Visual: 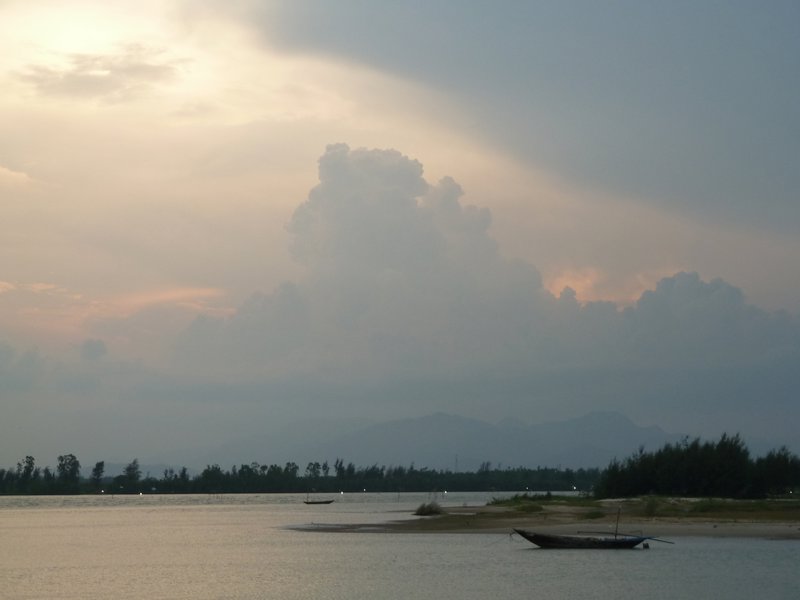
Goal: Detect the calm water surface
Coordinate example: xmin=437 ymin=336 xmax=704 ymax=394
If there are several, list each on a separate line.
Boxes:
xmin=1 ymin=494 xmax=798 ymax=599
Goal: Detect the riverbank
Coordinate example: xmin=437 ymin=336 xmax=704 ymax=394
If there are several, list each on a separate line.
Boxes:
xmin=391 ymin=507 xmax=800 ymax=539
xmin=301 ymin=496 xmax=800 ymax=539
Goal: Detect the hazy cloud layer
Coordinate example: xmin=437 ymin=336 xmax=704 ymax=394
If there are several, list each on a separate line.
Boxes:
xmin=19 ymin=45 xmax=181 ymax=102
xmin=232 ymin=1 xmax=800 ymax=235
xmin=0 ymin=343 xmax=43 ymax=393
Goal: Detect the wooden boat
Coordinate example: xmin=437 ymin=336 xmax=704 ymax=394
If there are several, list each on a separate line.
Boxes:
xmin=513 ymin=529 xmax=647 ymax=549
xmin=513 ymin=508 xmax=672 ymax=549
xmin=303 ymin=491 xmax=334 ymax=504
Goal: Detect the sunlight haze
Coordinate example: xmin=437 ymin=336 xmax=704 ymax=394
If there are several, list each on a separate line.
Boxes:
xmin=2 ymin=1 xmax=799 ymax=468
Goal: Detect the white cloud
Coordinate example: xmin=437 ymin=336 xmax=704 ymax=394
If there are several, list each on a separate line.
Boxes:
xmin=0 ymin=164 xmax=34 ymax=188
xmin=176 ymin=144 xmax=551 ymax=379
xmin=176 ymin=146 xmax=800 ymax=400
xmin=18 ymin=44 xmax=182 ymax=103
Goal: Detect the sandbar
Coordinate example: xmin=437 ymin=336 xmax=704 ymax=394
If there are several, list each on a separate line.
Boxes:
xmin=297 ymin=502 xmax=800 ymax=540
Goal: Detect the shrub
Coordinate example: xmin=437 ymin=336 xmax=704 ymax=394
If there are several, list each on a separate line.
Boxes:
xmin=414 ymin=501 xmax=443 ymax=516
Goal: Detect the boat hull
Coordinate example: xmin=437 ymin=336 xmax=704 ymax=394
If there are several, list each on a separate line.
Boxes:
xmin=514 ymin=529 xmax=646 ymax=549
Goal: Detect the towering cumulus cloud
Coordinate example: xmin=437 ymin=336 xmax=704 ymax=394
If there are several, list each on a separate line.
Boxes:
xmin=179 ymin=144 xmax=548 ymax=378
xmin=176 ymin=144 xmax=799 ymax=443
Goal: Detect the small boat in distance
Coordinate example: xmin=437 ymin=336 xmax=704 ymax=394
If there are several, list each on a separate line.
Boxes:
xmin=513 ymin=529 xmax=647 ymax=549
xmin=303 ymin=492 xmax=334 ymax=505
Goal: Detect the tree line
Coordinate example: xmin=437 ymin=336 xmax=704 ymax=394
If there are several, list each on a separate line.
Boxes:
xmin=0 ymin=455 xmax=597 ymax=495
xmin=593 ymin=433 xmax=800 ymax=498
xmin=3 ymin=434 xmax=797 ymax=497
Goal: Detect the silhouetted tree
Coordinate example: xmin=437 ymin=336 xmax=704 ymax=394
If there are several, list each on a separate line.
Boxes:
xmin=594 ymin=433 xmax=799 ymax=498
xmin=334 ymin=458 xmax=345 ymax=479
xmin=753 ymin=447 xmax=800 ymax=496
xmin=113 ymin=458 xmax=142 ymax=492
xmin=56 ymin=454 xmax=81 ymax=493
xmin=18 ymin=456 xmax=38 ymax=489
xmin=196 ymin=464 xmax=225 ymax=492
xmin=90 ymin=461 xmax=105 ymax=490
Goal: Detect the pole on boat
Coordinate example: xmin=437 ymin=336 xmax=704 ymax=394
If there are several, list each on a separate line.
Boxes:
xmin=645 ymin=536 xmax=675 ymax=544
xmin=614 ymin=506 xmax=621 ymax=539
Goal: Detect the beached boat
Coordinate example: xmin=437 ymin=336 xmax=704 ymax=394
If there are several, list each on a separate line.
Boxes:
xmin=514 ymin=507 xmax=673 ymax=549
xmin=513 ymin=529 xmax=647 ymax=549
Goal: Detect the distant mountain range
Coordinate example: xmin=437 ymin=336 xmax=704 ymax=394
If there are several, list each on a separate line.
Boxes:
xmin=193 ymin=411 xmax=687 ymax=472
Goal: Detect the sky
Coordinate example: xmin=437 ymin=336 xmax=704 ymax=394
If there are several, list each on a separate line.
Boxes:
xmin=2 ymin=0 xmax=799 ymax=468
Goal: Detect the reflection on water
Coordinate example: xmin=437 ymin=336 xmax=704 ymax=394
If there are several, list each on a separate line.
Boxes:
xmin=1 ymin=494 xmax=798 ymax=599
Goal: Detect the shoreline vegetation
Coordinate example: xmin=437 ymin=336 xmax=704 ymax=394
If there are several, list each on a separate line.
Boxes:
xmin=3 ymin=433 xmax=798 ymax=500
xmin=307 ymin=495 xmax=800 ymax=540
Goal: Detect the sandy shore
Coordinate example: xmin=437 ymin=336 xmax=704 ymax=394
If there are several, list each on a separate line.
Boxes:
xmin=298 ymin=503 xmax=800 ymax=540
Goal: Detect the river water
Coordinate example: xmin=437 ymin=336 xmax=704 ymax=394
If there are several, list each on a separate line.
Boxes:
xmin=1 ymin=493 xmax=798 ymax=599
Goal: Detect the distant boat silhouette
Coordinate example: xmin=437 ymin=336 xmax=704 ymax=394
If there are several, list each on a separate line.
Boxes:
xmin=303 ymin=492 xmax=334 ymax=505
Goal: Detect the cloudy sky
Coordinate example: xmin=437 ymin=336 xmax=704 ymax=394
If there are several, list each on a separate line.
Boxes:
xmin=2 ymin=1 xmax=799 ymax=468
